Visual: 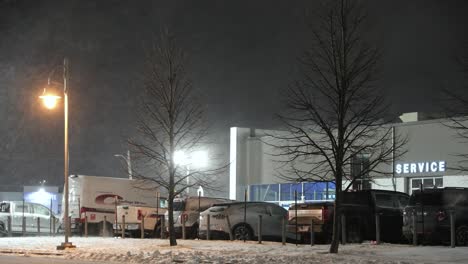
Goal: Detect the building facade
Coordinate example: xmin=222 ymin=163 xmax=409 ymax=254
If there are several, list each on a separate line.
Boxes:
xmin=229 ymin=113 xmax=468 ymax=208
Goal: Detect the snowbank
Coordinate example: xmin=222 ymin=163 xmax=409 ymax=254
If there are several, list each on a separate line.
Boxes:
xmin=0 ymin=236 xmax=466 ymax=263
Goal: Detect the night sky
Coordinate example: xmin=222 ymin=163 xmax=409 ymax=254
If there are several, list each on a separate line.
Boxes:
xmin=0 ymin=0 xmax=467 ymax=193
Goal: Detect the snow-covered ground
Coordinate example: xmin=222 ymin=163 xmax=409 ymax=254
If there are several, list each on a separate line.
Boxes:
xmin=0 ymin=236 xmax=466 ymax=263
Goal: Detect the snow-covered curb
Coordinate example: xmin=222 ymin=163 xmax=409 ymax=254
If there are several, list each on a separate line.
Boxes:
xmin=0 ymin=237 xmax=466 ymax=263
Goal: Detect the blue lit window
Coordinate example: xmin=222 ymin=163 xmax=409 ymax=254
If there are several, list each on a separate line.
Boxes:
xmin=280 ymin=183 xmax=302 ymax=201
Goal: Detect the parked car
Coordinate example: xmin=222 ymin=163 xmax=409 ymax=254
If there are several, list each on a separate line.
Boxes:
xmin=165 ymin=196 xmax=232 ymax=238
xmin=199 ymin=201 xmax=293 ymax=241
xmin=0 ymin=201 xmax=59 ymax=236
xmin=402 ymin=187 xmax=468 ymax=245
xmin=288 ymin=189 xmax=409 ymax=243
xmin=287 ymin=201 xmax=334 ymax=243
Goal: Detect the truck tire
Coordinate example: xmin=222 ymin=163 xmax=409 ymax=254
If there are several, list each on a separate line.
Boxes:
xmin=0 ymin=221 xmax=6 ymax=237
xmin=152 ymin=224 xmax=161 ymax=238
xmin=456 ymin=225 xmax=468 ymax=246
xmin=190 ymin=223 xmax=199 ymax=239
xmin=347 ymin=222 xmax=362 ymax=243
xmin=233 ymin=223 xmax=253 ymax=241
xmin=130 ymin=230 xmax=141 ymax=238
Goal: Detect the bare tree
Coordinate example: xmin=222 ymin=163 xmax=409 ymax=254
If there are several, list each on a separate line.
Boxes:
xmin=272 ymin=0 xmax=405 ymax=253
xmin=128 ymin=31 xmax=220 ymax=246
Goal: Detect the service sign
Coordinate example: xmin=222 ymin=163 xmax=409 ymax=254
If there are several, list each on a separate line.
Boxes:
xmin=395 ymin=161 xmax=446 ymax=174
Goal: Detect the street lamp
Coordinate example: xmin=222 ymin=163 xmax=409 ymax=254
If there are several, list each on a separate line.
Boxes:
xmin=174 ymin=150 xmax=208 ymax=195
xmin=114 ymin=150 xmax=133 ymax=179
xmin=39 ymin=57 xmax=75 ymax=250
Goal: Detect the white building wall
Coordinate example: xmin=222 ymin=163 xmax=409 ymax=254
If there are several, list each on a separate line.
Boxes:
xmin=246 ymin=137 xmax=263 ymax=184
xmin=229 ymin=127 xmax=237 ymax=200
xmin=230 ymin=116 xmax=468 ymax=200
xmin=372 ymin=178 xmax=406 ymax=193
xmin=443 ymin=175 xmax=468 ymax=188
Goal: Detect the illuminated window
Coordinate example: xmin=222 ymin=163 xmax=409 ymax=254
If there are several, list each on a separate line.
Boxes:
xmin=410 ymin=177 xmax=443 ymax=194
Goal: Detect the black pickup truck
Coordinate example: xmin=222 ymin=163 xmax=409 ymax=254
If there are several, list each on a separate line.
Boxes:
xmin=402 ymin=187 xmax=468 ymax=245
xmin=288 ymin=189 xmax=409 ymax=243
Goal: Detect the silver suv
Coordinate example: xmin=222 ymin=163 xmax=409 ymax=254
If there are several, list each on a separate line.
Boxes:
xmin=199 ymin=202 xmax=290 ymax=241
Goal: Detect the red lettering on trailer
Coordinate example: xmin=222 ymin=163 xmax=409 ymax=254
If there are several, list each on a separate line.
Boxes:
xmin=91 ymin=214 xmax=96 ymax=220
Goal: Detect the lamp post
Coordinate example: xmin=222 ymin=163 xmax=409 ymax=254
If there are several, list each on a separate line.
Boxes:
xmin=114 ymin=150 xmax=133 ymax=179
xmin=39 ymin=57 xmax=75 ymax=250
xmin=174 ymin=150 xmax=208 ymax=195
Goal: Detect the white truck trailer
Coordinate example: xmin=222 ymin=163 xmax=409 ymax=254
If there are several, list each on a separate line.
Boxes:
xmin=64 ymin=175 xmax=161 ymax=236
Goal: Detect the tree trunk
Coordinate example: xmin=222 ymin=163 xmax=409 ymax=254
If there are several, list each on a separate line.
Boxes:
xmin=168 ymin=191 xmax=177 ymax=246
xmin=330 ymin=172 xmax=342 ymax=253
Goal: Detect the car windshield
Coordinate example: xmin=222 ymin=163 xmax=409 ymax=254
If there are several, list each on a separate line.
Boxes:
xmin=398 ymin=195 xmax=409 ymax=208
xmin=172 ymin=201 xmax=185 ymax=211
xmin=374 ymin=194 xmax=395 ymax=208
xmin=342 ymin=192 xmax=367 ymax=205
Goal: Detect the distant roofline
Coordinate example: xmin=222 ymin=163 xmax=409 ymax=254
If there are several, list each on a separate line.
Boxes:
xmin=389 ymin=115 xmax=468 ymax=128
xmin=231 ymin=114 xmax=468 ymax=131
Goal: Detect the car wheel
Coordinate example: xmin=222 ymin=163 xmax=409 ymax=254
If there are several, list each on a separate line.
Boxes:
xmin=190 ymin=224 xmax=199 ymax=239
xmin=0 ymin=221 xmax=6 ymax=237
xmin=152 ymin=224 xmax=161 ymax=238
xmin=456 ymin=225 xmax=468 ymax=246
xmin=233 ymin=224 xmax=252 ymax=241
xmin=347 ymin=222 xmax=362 ymax=243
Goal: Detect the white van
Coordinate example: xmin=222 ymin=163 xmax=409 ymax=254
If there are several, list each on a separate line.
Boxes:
xmin=65 ymin=175 xmax=160 ymax=236
xmin=165 ymin=196 xmax=232 ymax=238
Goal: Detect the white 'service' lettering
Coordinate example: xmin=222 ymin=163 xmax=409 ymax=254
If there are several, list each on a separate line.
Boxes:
xmin=395 ymin=161 xmax=446 ymax=174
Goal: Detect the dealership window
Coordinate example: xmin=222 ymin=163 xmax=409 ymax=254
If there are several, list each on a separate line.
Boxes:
xmin=250 ymin=184 xmax=280 ymax=202
xmin=351 ymin=153 xmax=371 ymax=190
xmin=249 ymin=181 xmax=336 ymax=203
xmin=280 ymin=183 xmax=302 ymax=201
xmin=303 ymin=181 xmax=335 ymax=200
xmin=410 ymin=177 xmax=443 ymax=194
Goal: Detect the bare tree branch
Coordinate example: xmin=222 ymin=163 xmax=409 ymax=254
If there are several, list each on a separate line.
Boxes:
xmin=269 ymin=0 xmax=406 ymax=254
xmin=441 ymin=45 xmax=468 ymax=172
xmin=128 ymin=30 xmax=224 ymax=246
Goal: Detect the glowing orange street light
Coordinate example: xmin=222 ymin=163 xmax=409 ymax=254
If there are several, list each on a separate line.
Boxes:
xmin=39 ymin=58 xmax=75 ymax=250
xmin=39 ymin=90 xmax=61 ymax=109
